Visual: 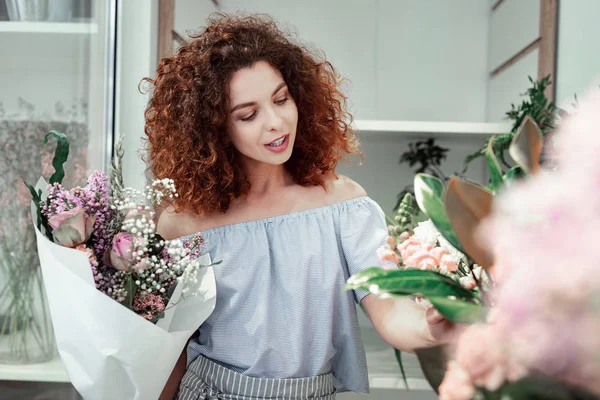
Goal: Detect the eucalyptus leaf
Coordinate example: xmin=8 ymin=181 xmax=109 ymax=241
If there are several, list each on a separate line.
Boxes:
xmin=509 ymin=116 xmax=543 ymax=174
xmin=413 ymin=173 xmax=464 ymax=254
xmin=43 ymin=130 xmax=70 ymax=185
xmin=427 ymin=296 xmax=488 ymax=324
xmin=444 ymin=178 xmax=494 ymax=269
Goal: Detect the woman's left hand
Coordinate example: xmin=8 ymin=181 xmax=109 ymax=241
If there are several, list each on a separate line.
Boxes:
xmin=425 ymin=307 xmax=464 ymax=348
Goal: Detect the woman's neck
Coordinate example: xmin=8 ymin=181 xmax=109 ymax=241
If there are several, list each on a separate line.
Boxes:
xmin=244 ymin=163 xmax=294 ymax=199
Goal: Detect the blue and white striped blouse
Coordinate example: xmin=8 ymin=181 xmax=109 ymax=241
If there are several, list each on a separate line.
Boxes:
xmin=184 ymin=197 xmax=391 ymax=394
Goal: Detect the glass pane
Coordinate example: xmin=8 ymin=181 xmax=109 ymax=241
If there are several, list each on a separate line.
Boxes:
xmin=0 ymin=0 xmax=114 ymax=380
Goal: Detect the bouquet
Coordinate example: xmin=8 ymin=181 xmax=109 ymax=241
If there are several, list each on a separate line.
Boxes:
xmin=347 ymin=83 xmax=600 ymax=398
xmin=26 ymin=132 xmax=218 ymax=400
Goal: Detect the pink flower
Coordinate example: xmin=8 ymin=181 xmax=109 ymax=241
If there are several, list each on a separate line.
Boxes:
xmin=397 ymin=237 xmax=422 ymax=258
xmin=405 ymin=248 xmax=437 ymax=269
xmin=440 ymin=254 xmax=459 ymax=273
xmin=454 ymin=324 xmax=527 ymax=391
xmin=376 ymin=245 xmax=400 ymax=265
xmin=108 ymin=232 xmax=134 ymax=272
xmin=48 ymin=206 xmax=96 ymax=247
xmin=385 ymin=235 xmax=397 ymax=248
xmin=107 ymin=232 xmax=150 ymax=272
xmin=439 ymin=361 xmax=476 ymax=400
xmin=429 ymin=247 xmax=448 ymax=264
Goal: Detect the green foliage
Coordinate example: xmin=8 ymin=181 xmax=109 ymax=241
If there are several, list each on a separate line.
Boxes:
xmin=463 ymin=75 xmax=557 ymax=174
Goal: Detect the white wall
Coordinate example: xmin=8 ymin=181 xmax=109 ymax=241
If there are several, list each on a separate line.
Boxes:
xmin=174 ymin=0 xmax=489 ymax=122
xmin=555 ymin=0 xmax=600 ymax=108
xmin=485 ymin=0 xmax=540 ymax=121
xmin=172 ymin=0 xmax=490 ymax=216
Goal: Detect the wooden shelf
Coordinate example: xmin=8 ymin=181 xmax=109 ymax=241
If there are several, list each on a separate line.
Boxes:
xmin=0 ymin=356 xmax=69 ymax=383
xmin=354 ymin=120 xmax=512 ymax=138
xmin=0 ymin=21 xmax=98 ymax=34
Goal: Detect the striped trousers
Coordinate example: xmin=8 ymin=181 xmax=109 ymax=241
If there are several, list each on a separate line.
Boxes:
xmin=176 ymin=355 xmax=337 ymax=400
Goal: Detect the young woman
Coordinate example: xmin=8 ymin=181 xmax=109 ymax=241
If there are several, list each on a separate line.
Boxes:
xmin=144 ymin=13 xmax=457 ymax=400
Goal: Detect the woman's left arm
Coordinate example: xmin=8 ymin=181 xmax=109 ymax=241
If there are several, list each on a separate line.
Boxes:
xmin=361 ymin=294 xmax=460 ymax=353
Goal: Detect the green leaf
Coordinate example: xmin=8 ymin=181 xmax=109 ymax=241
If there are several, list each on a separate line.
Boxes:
xmin=504 ymin=166 xmax=525 ymax=182
xmin=346 ymin=268 xmax=474 ymax=300
xmin=43 ymin=130 xmax=70 ymax=185
xmin=394 ymin=349 xmax=410 ymax=390
xmin=428 ymin=296 xmax=488 ymax=324
xmin=462 ymin=147 xmax=485 ymax=173
xmin=413 ymin=173 xmax=465 ymax=254
xmin=484 ymin=137 xmax=504 ymax=192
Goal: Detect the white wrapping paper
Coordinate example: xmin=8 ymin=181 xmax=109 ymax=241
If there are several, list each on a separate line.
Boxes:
xmin=32 ymin=179 xmax=216 ymax=400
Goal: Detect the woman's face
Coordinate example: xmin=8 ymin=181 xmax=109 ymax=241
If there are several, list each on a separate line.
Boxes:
xmin=227 ymin=61 xmax=298 ymax=170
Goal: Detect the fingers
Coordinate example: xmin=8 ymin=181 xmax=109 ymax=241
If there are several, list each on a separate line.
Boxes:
xmin=425 ymin=306 xmax=445 ymax=325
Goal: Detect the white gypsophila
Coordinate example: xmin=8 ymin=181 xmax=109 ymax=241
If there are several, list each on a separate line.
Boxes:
xmin=413 ymin=220 xmax=439 ymax=247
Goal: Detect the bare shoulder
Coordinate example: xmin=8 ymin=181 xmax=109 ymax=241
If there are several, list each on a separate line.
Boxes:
xmin=156 ymin=205 xmax=185 ymax=240
xmin=324 ymin=173 xmax=368 ymax=204
xmin=156 ymin=205 xmax=216 ymax=240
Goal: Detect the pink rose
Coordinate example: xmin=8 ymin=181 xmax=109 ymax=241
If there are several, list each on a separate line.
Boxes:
xmin=439 ymin=361 xmax=476 ymax=400
xmin=48 ymin=207 xmax=96 ymax=247
xmin=108 ymin=232 xmax=135 ymax=271
xmin=108 ymin=232 xmax=151 ymax=272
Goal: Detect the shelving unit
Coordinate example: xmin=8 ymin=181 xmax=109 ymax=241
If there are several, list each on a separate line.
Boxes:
xmin=0 ymin=21 xmax=98 ymax=34
xmin=354 ymin=119 xmax=512 ymax=138
xmin=0 ymin=356 xmax=69 ymax=383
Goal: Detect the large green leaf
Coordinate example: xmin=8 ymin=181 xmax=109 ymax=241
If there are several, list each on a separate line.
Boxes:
xmin=413 ymin=174 xmax=464 ymax=254
xmin=484 ymin=136 xmax=504 ymax=193
xmin=427 ymin=296 xmax=488 ymax=324
xmin=43 ymin=130 xmax=70 ymax=185
xmin=346 ymin=268 xmax=474 ymax=300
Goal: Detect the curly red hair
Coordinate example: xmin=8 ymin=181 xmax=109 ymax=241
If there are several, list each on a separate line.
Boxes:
xmin=143 ymin=13 xmax=361 ymax=215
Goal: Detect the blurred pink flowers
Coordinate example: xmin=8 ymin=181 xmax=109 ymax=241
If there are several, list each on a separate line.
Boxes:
xmin=441 ymin=88 xmax=600 ymax=397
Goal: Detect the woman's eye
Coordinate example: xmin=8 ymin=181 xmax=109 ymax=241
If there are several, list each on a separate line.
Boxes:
xmin=275 ymin=97 xmax=288 ymax=105
xmin=240 ymin=112 xmax=257 ymax=122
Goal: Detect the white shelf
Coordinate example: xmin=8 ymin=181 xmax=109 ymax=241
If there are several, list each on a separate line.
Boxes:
xmin=0 ymin=356 xmax=69 ymax=383
xmin=354 ymin=119 xmax=512 ymax=137
xmin=0 ymin=21 xmax=98 ymax=34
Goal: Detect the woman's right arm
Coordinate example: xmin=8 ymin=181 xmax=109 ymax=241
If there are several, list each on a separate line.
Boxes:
xmin=158 ymin=338 xmax=191 ymax=400
xmin=157 ymin=206 xmax=188 ymax=400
